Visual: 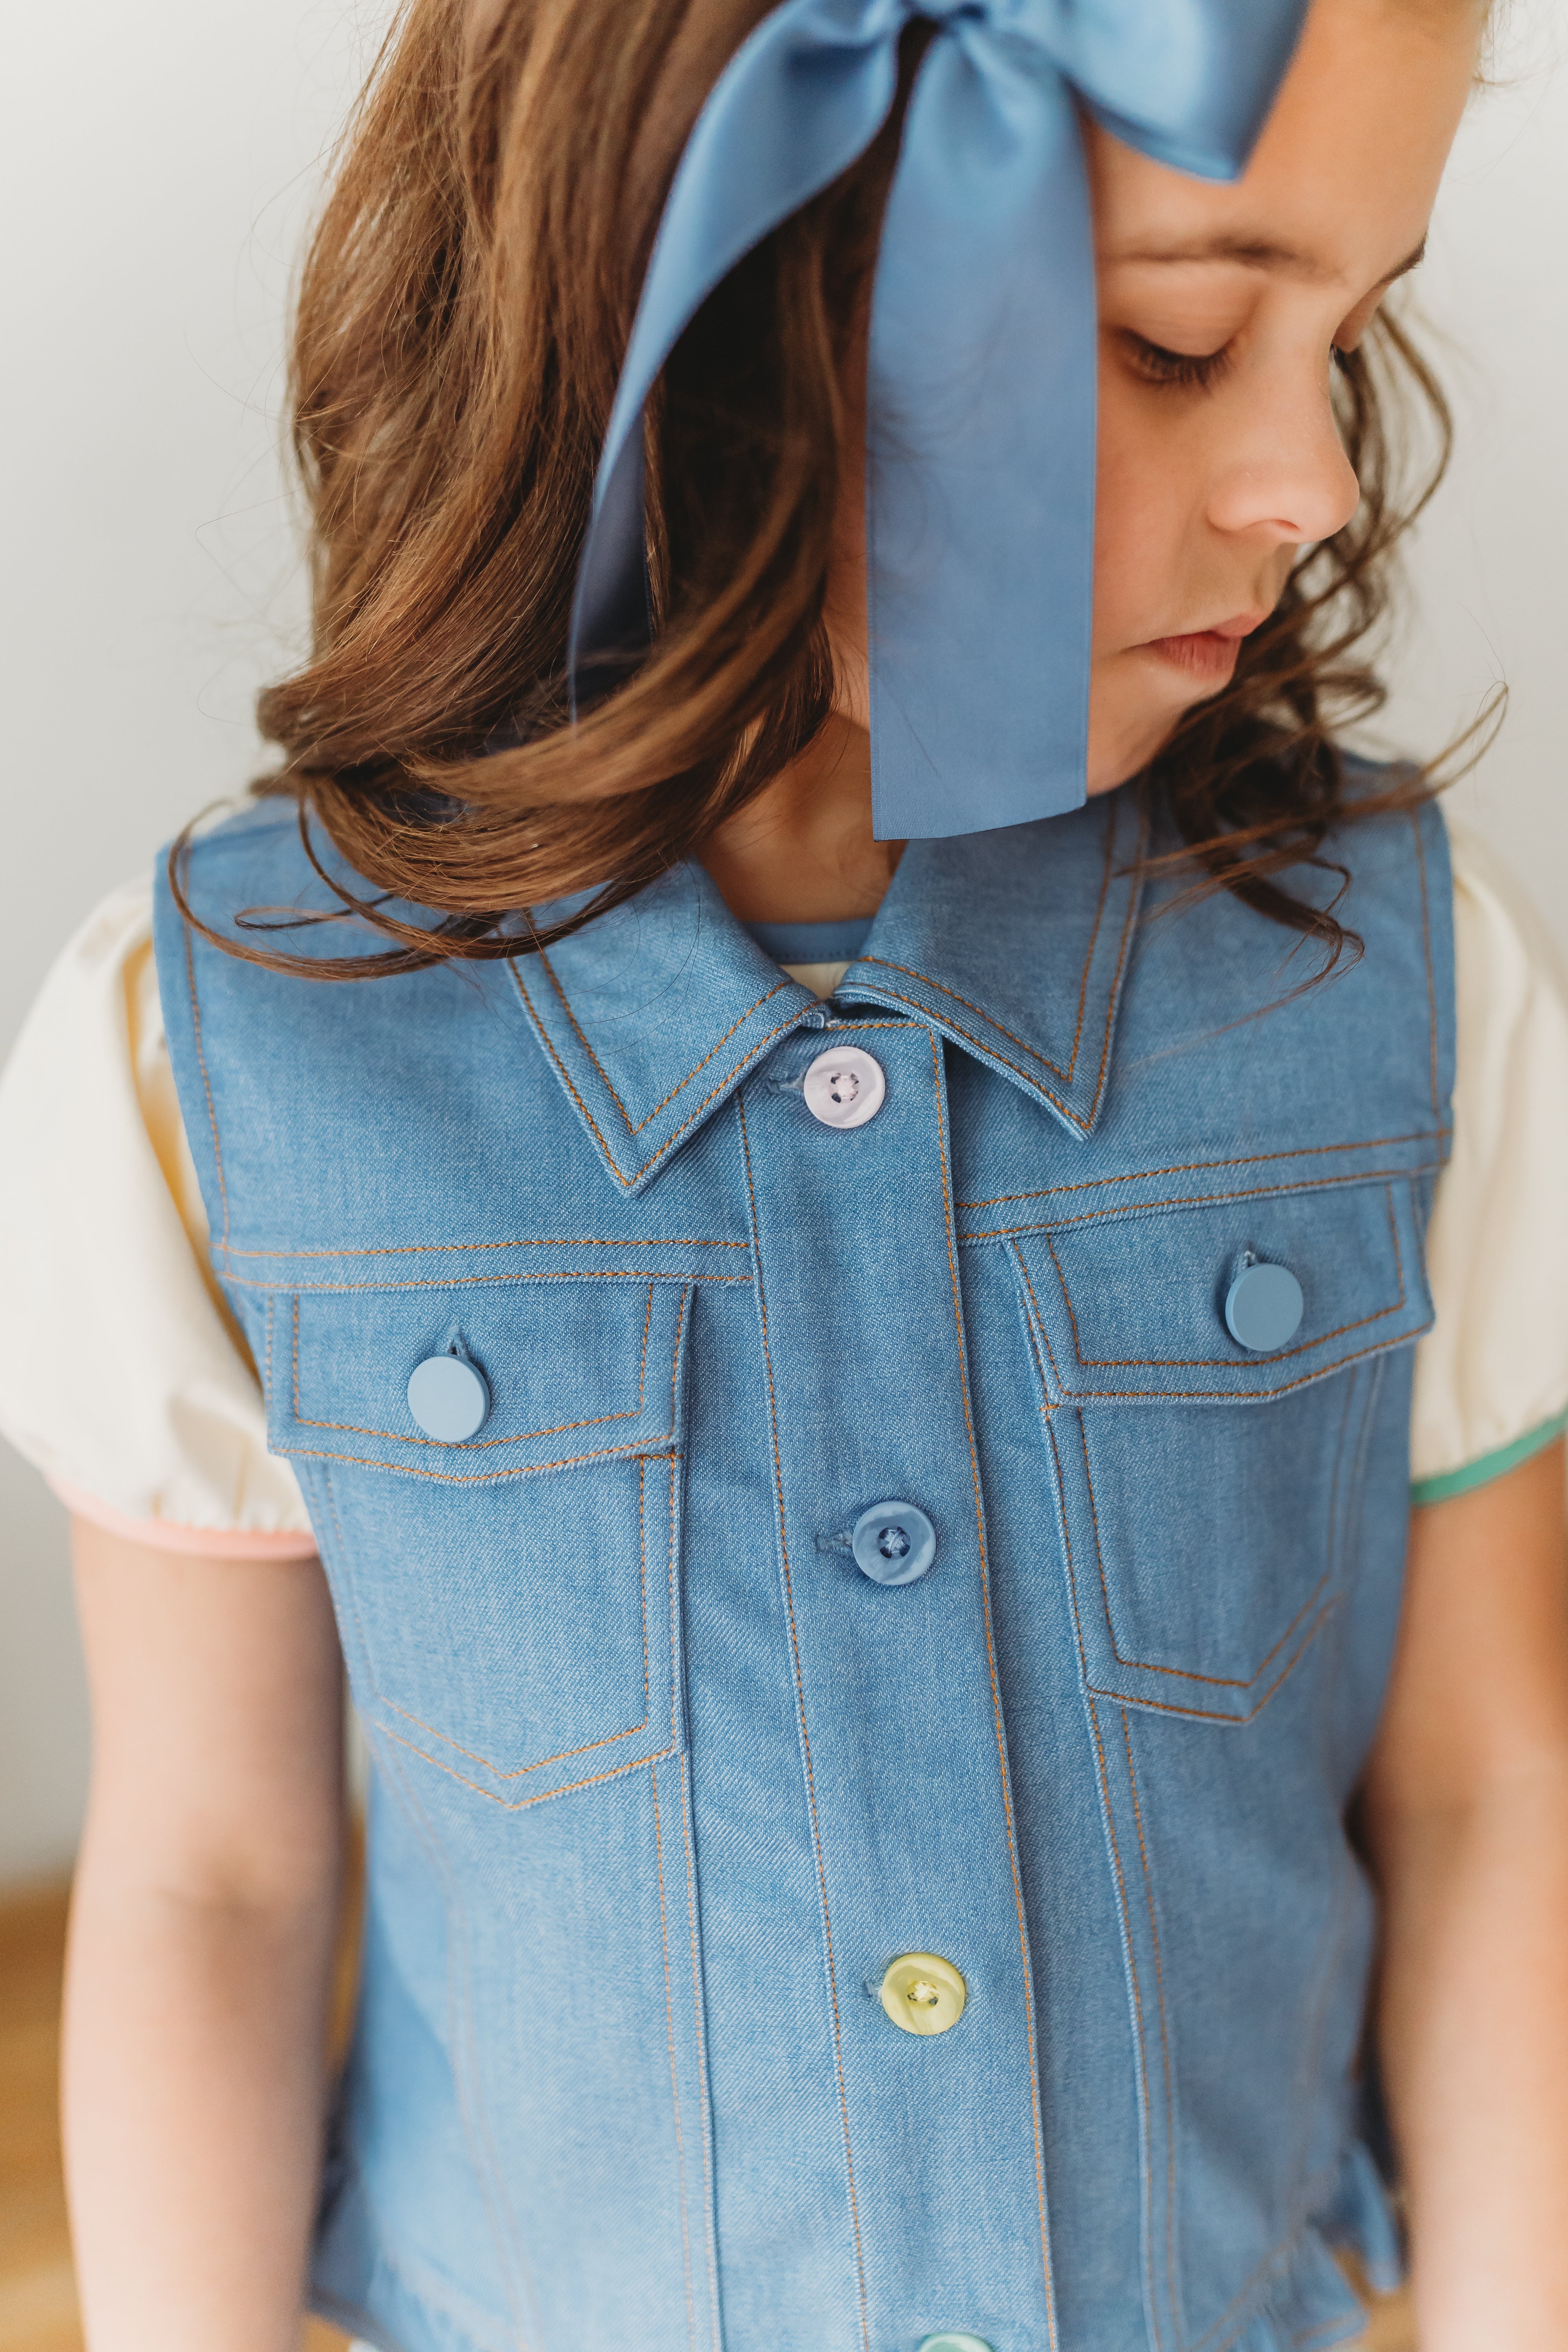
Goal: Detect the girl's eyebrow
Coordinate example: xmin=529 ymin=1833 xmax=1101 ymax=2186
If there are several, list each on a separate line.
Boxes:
xmin=1114 ymin=234 xmax=1428 ymax=290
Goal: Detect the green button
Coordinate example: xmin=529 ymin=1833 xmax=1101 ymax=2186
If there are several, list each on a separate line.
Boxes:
xmin=917 ymin=2337 xmax=994 ymax=2352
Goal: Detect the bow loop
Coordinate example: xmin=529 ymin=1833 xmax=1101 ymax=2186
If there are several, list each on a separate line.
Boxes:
xmin=567 ymin=0 xmax=1308 ymax=838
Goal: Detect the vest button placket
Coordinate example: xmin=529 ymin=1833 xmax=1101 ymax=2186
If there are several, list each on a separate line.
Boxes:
xmin=741 ymin=1019 xmax=1053 ymax=2345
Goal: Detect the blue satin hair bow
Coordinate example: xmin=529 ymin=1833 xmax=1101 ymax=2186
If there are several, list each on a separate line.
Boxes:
xmin=570 ymin=0 xmax=1309 ymax=840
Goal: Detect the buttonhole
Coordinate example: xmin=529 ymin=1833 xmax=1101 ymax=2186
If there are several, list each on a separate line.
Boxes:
xmin=815 ymin=1530 xmax=856 ymax=1557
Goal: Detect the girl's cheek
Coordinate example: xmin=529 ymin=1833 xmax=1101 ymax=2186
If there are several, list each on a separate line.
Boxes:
xmin=1093 ymin=383 xmax=1192 ymax=635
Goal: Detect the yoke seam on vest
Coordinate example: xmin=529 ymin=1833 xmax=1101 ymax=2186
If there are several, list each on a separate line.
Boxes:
xmin=229 ymin=1269 xmax=747 ymax=1292
xmin=224 ymin=1235 xmax=750 ymax=1260
xmin=964 ymin=1162 xmax=1444 ymax=1243
xmin=959 ymin=1126 xmax=1449 ymax=1210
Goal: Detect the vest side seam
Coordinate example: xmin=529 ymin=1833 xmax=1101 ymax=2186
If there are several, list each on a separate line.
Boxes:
xmin=181 ymin=911 xmax=231 ymax=1255
xmin=1412 ymin=808 xmax=1442 ymax=1127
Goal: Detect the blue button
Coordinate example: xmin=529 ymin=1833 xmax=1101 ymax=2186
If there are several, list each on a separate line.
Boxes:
xmin=918 ymin=2336 xmax=994 ymax=2352
xmin=851 ymin=1501 xmax=937 ymax=1586
xmin=1224 ymin=1261 xmax=1304 ymax=1353
xmin=407 ymin=1353 xmax=490 ymax=1442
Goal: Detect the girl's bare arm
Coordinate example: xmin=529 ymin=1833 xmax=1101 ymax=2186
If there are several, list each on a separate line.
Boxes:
xmin=64 ymin=1518 xmax=345 ymax=2352
xmin=1363 ymin=1438 xmax=1568 ymax=2349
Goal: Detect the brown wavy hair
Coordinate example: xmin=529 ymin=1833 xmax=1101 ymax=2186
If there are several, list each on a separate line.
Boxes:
xmin=182 ymin=0 xmax=1482 ymax=978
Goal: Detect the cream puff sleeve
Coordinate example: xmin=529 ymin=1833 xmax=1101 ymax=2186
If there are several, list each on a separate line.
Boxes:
xmin=1410 ymin=820 xmax=1568 ymax=1501
xmin=0 ymin=875 xmax=316 ymax=1556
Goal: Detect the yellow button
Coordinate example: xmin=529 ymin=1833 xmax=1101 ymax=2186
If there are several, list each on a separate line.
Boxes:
xmin=878 ymin=1951 xmax=966 ymax=2036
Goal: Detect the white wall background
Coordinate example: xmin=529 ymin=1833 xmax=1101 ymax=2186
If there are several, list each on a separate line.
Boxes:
xmin=1 ymin=3 xmax=1564 ymax=1884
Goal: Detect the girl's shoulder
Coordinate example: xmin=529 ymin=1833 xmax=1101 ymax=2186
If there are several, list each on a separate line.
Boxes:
xmin=0 ymin=859 xmax=315 ymax=1557
xmin=1412 ymin=811 xmax=1568 ymax=1500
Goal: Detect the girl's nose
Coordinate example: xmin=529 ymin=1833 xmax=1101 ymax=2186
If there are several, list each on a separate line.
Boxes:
xmin=1205 ymin=378 xmax=1361 ymax=552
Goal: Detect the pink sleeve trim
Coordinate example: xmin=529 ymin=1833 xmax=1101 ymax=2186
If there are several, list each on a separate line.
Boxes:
xmin=51 ymin=1480 xmax=320 ymax=1560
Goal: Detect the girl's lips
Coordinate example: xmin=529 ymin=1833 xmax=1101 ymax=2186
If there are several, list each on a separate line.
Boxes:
xmin=1142 ymin=613 xmax=1264 ymax=684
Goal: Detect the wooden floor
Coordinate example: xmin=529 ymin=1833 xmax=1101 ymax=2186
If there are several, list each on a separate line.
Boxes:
xmin=0 ymin=1876 xmax=1416 ymax=2350
xmin=0 ymin=1877 xmax=352 ymax=2352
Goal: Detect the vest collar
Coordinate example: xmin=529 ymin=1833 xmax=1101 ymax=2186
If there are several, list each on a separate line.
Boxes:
xmin=509 ymin=785 xmax=1145 ymax=1194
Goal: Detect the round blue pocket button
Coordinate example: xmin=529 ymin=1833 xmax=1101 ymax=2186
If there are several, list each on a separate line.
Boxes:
xmin=918 ymin=2335 xmax=994 ymax=2352
xmin=407 ymin=1353 xmax=490 ymax=1442
xmin=851 ymin=1501 xmax=937 ymax=1586
xmin=1224 ymin=1262 xmax=1304 ymax=1354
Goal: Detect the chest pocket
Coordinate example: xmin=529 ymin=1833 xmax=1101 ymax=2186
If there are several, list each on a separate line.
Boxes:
xmin=1011 ymin=1180 xmax=1432 ymax=1723
xmin=265 ymin=1279 xmax=693 ymax=1804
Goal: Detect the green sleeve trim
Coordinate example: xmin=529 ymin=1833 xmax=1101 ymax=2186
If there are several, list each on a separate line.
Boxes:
xmin=1411 ymin=1408 xmax=1568 ymax=1507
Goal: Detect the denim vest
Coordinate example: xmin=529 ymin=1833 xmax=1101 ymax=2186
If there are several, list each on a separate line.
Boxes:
xmin=155 ymin=777 xmax=1453 ymax=2352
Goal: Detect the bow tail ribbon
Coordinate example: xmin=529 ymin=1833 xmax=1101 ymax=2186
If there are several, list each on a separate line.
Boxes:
xmin=866 ymin=29 xmax=1094 ymax=837
xmin=567 ymin=0 xmax=1309 ymax=842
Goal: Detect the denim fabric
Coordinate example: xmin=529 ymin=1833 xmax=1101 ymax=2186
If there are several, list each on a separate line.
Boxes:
xmin=154 ymin=773 xmax=1453 ymax=2352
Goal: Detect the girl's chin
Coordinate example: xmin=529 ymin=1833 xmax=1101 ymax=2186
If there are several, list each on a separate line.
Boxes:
xmin=1085 ymin=700 xmax=1190 ymax=796
xmin=1085 ymin=649 xmax=1239 ymax=794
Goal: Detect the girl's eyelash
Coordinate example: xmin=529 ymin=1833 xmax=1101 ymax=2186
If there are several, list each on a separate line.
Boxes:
xmin=1122 ymin=333 xmax=1232 ymax=392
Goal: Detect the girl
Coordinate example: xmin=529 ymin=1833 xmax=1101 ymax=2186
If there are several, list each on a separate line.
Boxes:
xmin=2 ymin=0 xmax=1567 ymax=2347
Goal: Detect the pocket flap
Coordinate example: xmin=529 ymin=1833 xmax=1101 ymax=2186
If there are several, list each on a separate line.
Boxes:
xmin=1015 ymin=1179 xmax=1431 ymax=1406
xmin=267 ymin=1278 xmax=686 ymax=1479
